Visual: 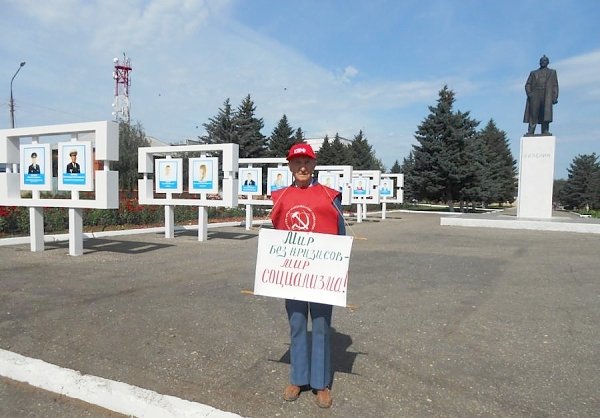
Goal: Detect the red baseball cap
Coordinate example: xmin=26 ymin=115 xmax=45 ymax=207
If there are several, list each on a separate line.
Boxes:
xmin=286 ymin=143 xmax=316 ymax=160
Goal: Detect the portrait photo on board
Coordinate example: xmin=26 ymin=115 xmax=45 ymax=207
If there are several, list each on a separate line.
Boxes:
xmin=155 ymin=158 xmax=183 ymax=193
xmin=352 ymin=177 xmax=370 ymax=196
xmin=318 ymin=172 xmax=340 ymax=191
xmin=189 ymin=157 xmax=218 ymax=194
xmin=379 ymin=179 xmax=393 ymax=197
xmin=239 ymin=167 xmax=262 ymax=195
xmin=267 ymin=167 xmax=290 ymax=195
xmin=58 ymin=141 xmax=93 ymax=191
xmin=20 ymin=143 xmax=52 ymax=191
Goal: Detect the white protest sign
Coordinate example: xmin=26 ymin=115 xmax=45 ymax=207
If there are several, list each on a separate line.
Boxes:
xmin=254 ymin=229 xmax=353 ymax=307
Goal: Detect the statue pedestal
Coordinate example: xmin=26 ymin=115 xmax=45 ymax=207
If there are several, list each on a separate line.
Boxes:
xmin=517 ymin=136 xmax=555 ymax=219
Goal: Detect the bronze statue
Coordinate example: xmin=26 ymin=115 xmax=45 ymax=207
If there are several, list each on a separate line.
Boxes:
xmin=524 ymin=55 xmax=559 ymax=136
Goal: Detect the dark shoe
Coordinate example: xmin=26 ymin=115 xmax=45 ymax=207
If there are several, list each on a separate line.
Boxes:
xmin=283 ymin=384 xmax=301 ymax=401
xmin=315 ymin=388 xmax=333 ymax=408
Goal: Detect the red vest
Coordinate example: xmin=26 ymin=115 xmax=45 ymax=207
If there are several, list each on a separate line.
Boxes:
xmin=271 ymin=184 xmax=341 ymax=234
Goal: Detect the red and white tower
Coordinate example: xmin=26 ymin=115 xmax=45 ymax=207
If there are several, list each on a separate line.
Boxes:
xmin=112 ymin=53 xmax=132 ymax=123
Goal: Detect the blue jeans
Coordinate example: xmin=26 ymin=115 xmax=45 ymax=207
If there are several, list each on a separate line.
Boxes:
xmin=285 ymin=299 xmax=333 ymax=390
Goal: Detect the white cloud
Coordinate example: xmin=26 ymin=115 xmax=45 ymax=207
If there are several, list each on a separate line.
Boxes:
xmin=338 ymin=65 xmax=358 ymax=83
xmin=92 ymin=0 xmax=232 ymax=50
xmin=555 ymin=50 xmax=600 ymax=99
xmin=6 ymin=0 xmax=83 ymax=24
xmin=4 ymin=1 xmax=597 ymax=176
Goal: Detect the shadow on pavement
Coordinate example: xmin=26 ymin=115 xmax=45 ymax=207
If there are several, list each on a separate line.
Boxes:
xmin=270 ymin=328 xmax=366 ymax=380
xmin=44 ymin=238 xmax=174 ymax=254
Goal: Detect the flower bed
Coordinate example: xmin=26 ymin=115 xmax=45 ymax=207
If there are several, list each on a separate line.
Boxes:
xmin=0 ymin=200 xmax=269 ymax=237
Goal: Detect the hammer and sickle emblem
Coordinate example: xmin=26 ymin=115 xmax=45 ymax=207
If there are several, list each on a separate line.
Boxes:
xmin=290 ymin=210 xmax=311 ymax=230
xmin=285 ymin=205 xmax=315 ymax=231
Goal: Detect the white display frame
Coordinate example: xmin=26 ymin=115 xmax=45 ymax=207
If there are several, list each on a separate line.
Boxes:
xmin=351 ymin=170 xmax=381 ymax=204
xmin=0 ymin=120 xmax=120 ymax=255
xmin=379 ymin=173 xmax=404 ymax=203
xmin=0 ymin=121 xmax=119 ymax=209
xmin=379 ymin=173 xmax=404 ymax=220
xmin=238 ymin=158 xmax=287 ymax=205
xmin=137 ymin=144 xmax=238 ymax=208
xmin=137 ymin=144 xmax=239 ymax=242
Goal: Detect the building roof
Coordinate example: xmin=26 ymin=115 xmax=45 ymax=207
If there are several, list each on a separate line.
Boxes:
xmin=304 ymin=136 xmax=352 ymax=152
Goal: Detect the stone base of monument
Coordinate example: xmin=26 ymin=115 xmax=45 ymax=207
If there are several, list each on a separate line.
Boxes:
xmin=517 ymin=136 xmax=555 ymax=219
xmin=440 ymin=212 xmax=600 ymax=234
xmin=440 ymin=136 xmax=600 ymax=234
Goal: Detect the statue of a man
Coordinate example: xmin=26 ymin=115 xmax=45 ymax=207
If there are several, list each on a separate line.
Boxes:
xmin=523 ymin=55 xmax=559 ymax=136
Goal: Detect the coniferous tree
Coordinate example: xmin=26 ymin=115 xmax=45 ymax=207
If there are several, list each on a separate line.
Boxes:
xmin=234 ymin=94 xmax=267 ymax=158
xmin=460 ymin=131 xmax=487 ymax=209
xmin=553 ymin=179 xmax=567 ymax=207
xmin=349 ymin=130 xmax=380 ymax=170
xmin=400 ymin=151 xmax=416 ymax=202
xmin=200 ymin=98 xmax=236 ymax=145
xmin=268 ymin=114 xmax=295 ymax=157
xmin=330 ymin=133 xmax=352 ymax=165
xmin=113 ymin=121 xmax=150 ymax=194
xmin=562 ymin=153 xmax=600 ymax=210
xmin=390 ymin=160 xmax=402 ymax=173
xmin=477 ymin=119 xmax=517 ymax=206
xmin=411 ymin=86 xmax=479 ymax=210
xmin=294 ymin=127 xmax=305 ymax=144
xmin=316 ymin=135 xmax=336 ymax=165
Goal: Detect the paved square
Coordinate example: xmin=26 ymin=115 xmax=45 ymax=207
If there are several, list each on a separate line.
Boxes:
xmin=1 ymin=213 xmax=598 ymax=417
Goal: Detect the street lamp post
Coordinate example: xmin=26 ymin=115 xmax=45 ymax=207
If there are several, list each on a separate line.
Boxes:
xmin=9 ymin=61 xmax=26 ymax=128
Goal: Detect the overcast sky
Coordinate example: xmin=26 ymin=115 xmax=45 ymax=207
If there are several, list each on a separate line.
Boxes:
xmin=1 ymin=0 xmax=599 ymax=178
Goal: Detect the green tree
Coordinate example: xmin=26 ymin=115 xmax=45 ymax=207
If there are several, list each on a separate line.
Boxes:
xmin=294 ymin=127 xmax=305 ymax=143
xmin=349 ymin=130 xmax=380 ymax=170
xmin=411 ymin=86 xmax=479 ymax=210
xmin=562 ymin=153 xmax=600 ymax=210
xmin=233 ymin=94 xmax=267 ymax=158
xmin=476 ymin=119 xmax=517 ymax=205
xmin=113 ymin=121 xmax=150 ymax=195
xmin=330 ymin=133 xmax=352 ymax=165
xmin=390 ymin=159 xmax=402 ymax=173
xmin=200 ymin=98 xmax=236 ymax=144
xmin=400 ymin=151 xmax=416 ymax=202
xmin=553 ymin=178 xmax=567 ymax=207
xmin=268 ymin=114 xmax=295 ymax=157
xmin=316 ymin=135 xmax=335 ymax=165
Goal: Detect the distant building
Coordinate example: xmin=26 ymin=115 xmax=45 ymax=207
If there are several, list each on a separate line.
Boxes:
xmin=157 ymin=136 xmax=352 ymax=154
xmin=146 ymin=136 xmax=172 ymax=147
xmin=304 ymin=136 xmax=352 ymax=152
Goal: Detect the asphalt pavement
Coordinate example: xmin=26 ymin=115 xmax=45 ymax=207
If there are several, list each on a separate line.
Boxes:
xmin=1 ymin=212 xmax=599 ymax=417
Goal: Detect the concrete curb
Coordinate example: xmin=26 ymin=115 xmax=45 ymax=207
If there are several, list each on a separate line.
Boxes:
xmin=440 ymin=214 xmax=600 ymax=234
xmin=0 ymin=349 xmax=241 ymax=418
